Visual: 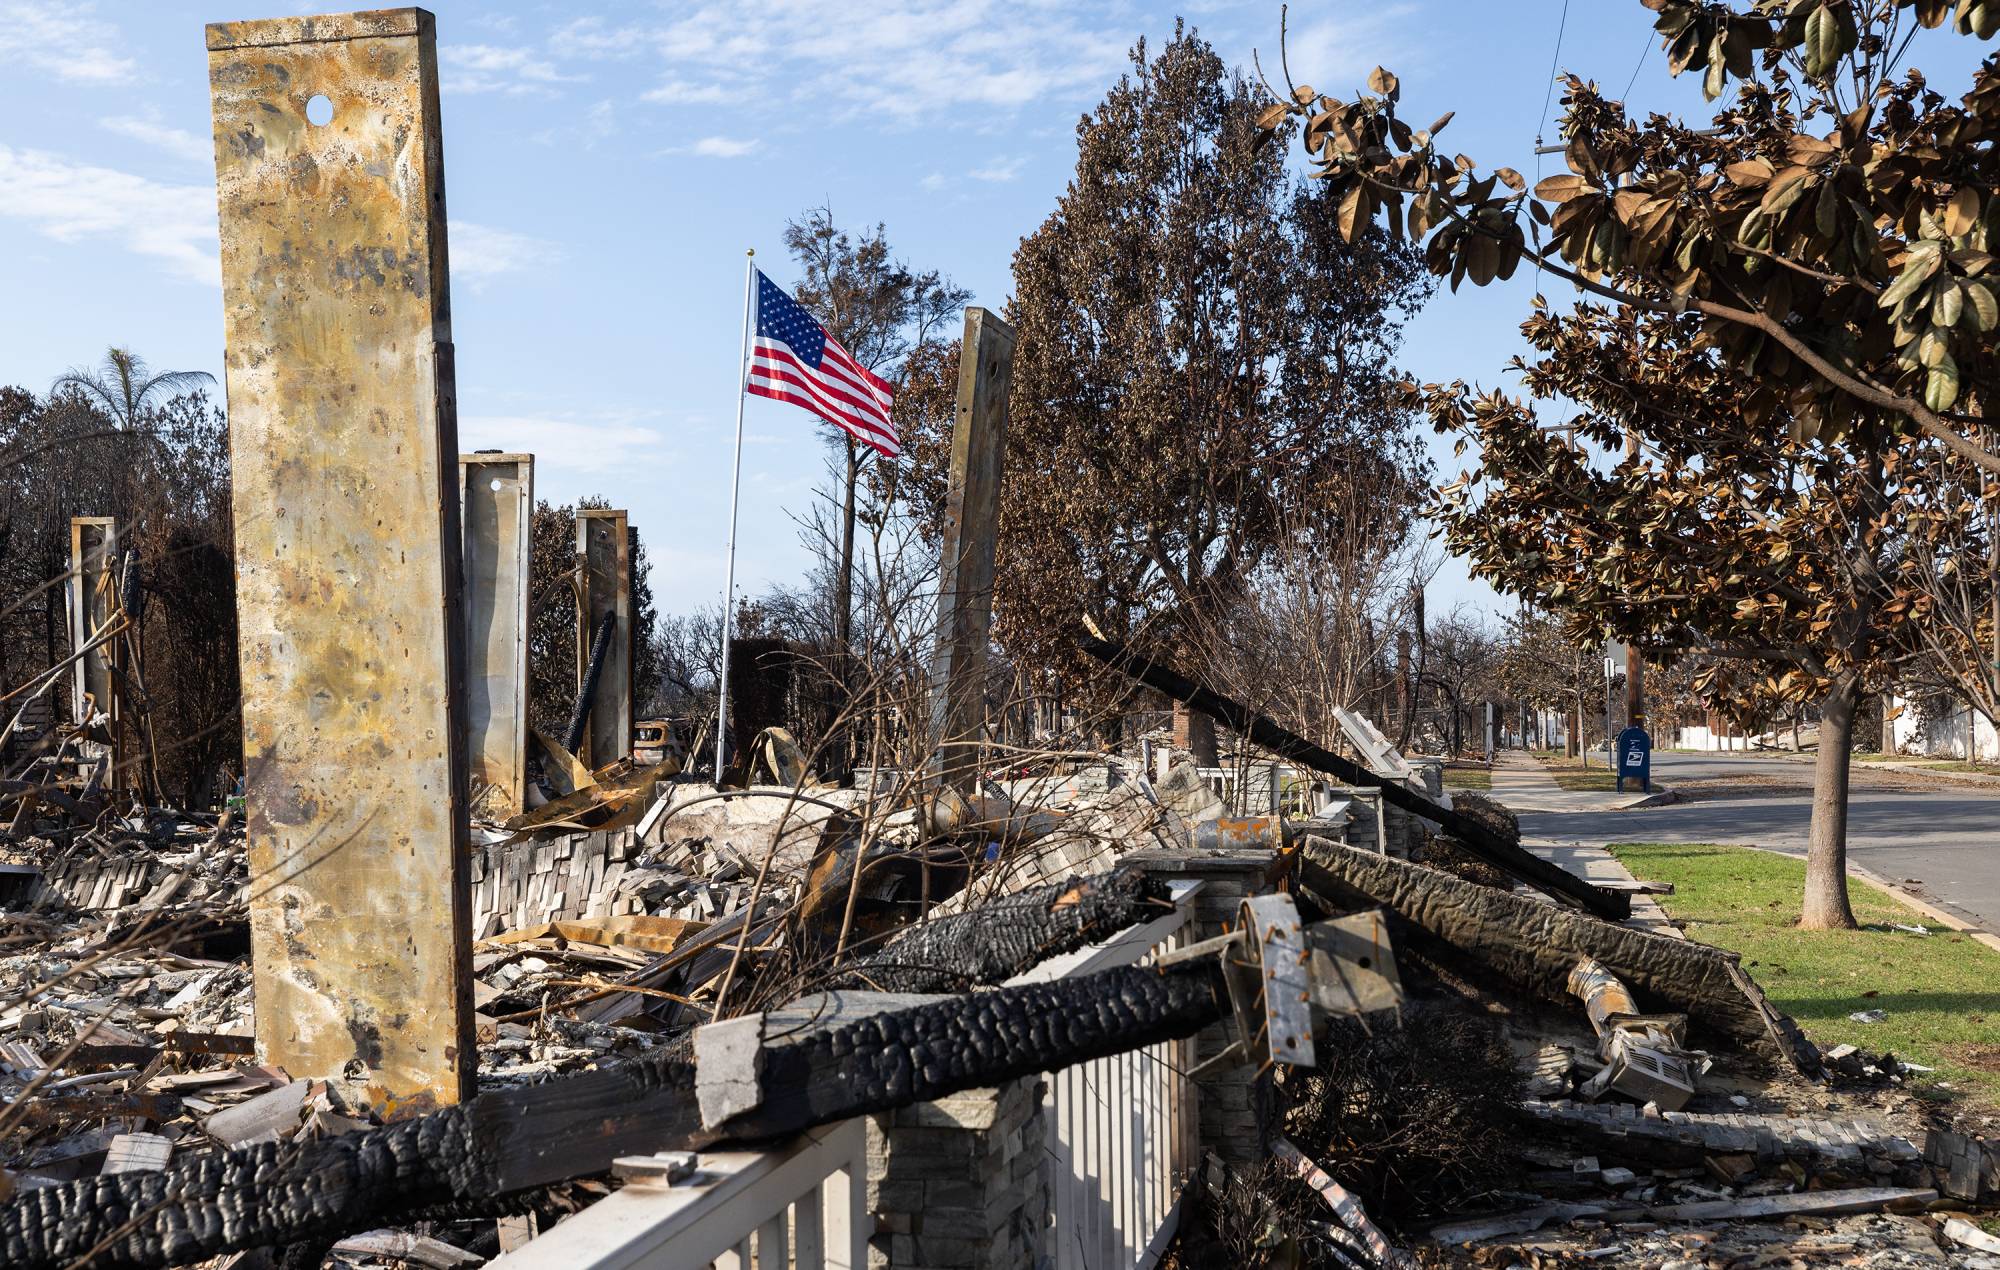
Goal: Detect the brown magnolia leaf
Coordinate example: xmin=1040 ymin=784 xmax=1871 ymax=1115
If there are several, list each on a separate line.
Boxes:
xmin=1565 ymin=136 xmax=1603 ymax=182
xmin=1426 ymin=111 xmax=1455 ymax=138
xmin=1533 ymin=173 xmax=1593 ymax=202
xmin=1292 ymin=84 xmax=1317 ymax=105
xmin=1724 ymin=157 xmax=1775 ymax=187
xmin=1367 ymin=67 xmax=1400 ymax=99
xmin=1785 ymin=133 xmax=1837 ymax=165
xmin=1944 ymin=185 xmax=1981 ymax=238
xmin=1255 ymin=103 xmax=1290 ymax=131
xmin=1494 ymin=166 xmax=1527 ymax=194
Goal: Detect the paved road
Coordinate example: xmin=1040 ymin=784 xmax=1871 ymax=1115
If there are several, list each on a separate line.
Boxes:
xmin=1519 ymin=751 xmax=2000 ymax=933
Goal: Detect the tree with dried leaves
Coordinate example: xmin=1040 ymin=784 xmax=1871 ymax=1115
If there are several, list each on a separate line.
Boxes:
xmin=781 ymin=209 xmax=969 ymax=658
xmin=913 ymin=24 xmax=1432 ymax=762
xmin=1258 ymin=0 xmax=2000 ymax=471
xmin=1261 ymin=1 xmax=2000 ymax=927
xmin=1412 ymin=301 xmax=1976 ymax=926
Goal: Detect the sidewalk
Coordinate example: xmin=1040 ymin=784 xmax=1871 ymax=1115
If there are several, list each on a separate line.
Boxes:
xmin=1487 ymin=750 xmax=1666 ymax=814
xmin=1488 ymin=753 xmax=1682 ymax=937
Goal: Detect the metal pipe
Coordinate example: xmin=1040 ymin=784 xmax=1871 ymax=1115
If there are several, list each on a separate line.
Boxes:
xmin=715 ymin=248 xmax=757 ymax=785
xmin=562 ymin=612 xmax=617 ymax=758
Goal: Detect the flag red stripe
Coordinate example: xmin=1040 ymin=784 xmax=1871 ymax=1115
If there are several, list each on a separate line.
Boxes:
xmin=751 ymin=337 xmax=892 ymax=416
xmin=820 ymin=337 xmax=896 ymax=398
xmin=749 ymin=345 xmax=896 ymax=440
xmin=748 ymin=381 xmax=898 ymax=455
xmin=746 ymin=360 xmax=898 ymax=449
xmin=747 ymin=354 xmax=893 ymax=437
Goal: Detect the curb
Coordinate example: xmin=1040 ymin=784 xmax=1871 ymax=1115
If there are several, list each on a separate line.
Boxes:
xmin=1729 ymin=842 xmax=2000 ymax=956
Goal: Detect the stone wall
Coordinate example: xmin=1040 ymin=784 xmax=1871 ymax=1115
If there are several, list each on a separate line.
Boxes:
xmin=867 ymin=1076 xmax=1048 ymax=1269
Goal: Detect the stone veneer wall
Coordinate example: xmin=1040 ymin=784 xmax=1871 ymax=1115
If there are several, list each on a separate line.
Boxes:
xmin=866 ymin=1076 xmax=1048 ymax=1269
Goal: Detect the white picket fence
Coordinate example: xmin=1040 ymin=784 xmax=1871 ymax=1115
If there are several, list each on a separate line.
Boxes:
xmin=489 ymin=878 xmax=1205 ymax=1270
xmin=1007 ymin=878 xmax=1203 ymax=1270
xmin=487 ymin=1117 xmax=868 ymax=1270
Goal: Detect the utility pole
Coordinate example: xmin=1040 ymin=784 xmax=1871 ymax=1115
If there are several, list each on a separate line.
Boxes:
xmin=1623 ymin=429 xmax=1646 ymax=734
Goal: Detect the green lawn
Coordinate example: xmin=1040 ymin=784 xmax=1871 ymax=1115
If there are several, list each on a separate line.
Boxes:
xmin=1442 ymin=765 xmax=1491 ymax=791
xmin=1608 ymin=842 xmax=2000 ymax=1106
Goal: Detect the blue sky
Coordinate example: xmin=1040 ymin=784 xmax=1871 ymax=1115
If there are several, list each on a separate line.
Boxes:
xmin=1 ymin=1 xmax=1985 ymax=624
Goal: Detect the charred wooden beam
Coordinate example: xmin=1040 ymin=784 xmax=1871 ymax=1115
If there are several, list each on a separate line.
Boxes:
xmin=827 ymin=865 xmax=1168 ymax=993
xmin=1297 ymin=837 xmax=1819 ymax=1074
xmin=0 ymin=962 xmax=1225 ymax=1269
xmin=1077 ymin=631 xmax=1629 ymax=920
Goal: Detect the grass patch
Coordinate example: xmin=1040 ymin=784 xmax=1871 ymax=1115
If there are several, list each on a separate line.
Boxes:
xmin=1531 ymin=752 xmax=1623 ymax=792
xmin=1607 ymin=842 xmax=2000 ymax=1107
xmin=1442 ymin=765 xmax=1491 ymax=791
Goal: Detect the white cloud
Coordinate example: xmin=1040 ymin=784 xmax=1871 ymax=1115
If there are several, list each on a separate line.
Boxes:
xmin=98 ymin=112 xmax=212 ymax=165
xmin=1267 ymin=6 xmax=1422 ymax=98
xmin=0 ymin=148 xmax=554 ymax=292
xmin=549 ymin=17 xmax=649 ymax=61
xmin=440 ymin=43 xmax=583 ymax=96
xmin=920 ymin=171 xmax=948 ymax=192
xmin=678 ymin=136 xmax=761 ymax=159
xmin=448 ymin=221 xmax=561 ymax=280
xmin=623 ymin=0 xmax=1131 ymax=124
xmin=639 ymin=79 xmax=730 ymax=105
xmin=0 ymin=1 xmax=137 ymax=84
xmin=457 ymin=415 xmax=670 ymax=475
xmin=967 ymin=156 xmax=1025 ymax=183
xmin=0 ymin=145 xmax=217 ymax=284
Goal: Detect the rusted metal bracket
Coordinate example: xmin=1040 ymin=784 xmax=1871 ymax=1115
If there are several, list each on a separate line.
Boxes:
xmin=1168 ymin=896 xmax=1403 ymax=1079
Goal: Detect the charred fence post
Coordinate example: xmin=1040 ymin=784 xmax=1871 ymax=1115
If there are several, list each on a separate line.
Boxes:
xmin=208 ymin=8 xmax=475 ymax=1113
xmin=67 ymin=516 xmax=121 ymax=789
xmin=459 ymin=453 xmax=533 ymax=819
xmin=575 ymin=508 xmax=632 ymax=768
xmin=928 ymin=307 xmax=1015 ymax=796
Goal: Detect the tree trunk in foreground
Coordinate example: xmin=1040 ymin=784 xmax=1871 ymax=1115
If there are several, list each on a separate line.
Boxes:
xmin=1801 ymin=672 xmax=1860 ymax=930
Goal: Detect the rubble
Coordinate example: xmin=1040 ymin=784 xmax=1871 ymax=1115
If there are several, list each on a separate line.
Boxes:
xmin=5 ymin=682 xmax=1997 ymax=1270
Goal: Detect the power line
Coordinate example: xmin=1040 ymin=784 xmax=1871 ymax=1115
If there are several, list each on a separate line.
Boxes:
xmin=1535 ymin=0 xmax=1571 ymax=289
xmin=1537 ymin=0 xmax=1572 ymax=155
xmin=1623 ymin=31 xmax=1652 ymax=105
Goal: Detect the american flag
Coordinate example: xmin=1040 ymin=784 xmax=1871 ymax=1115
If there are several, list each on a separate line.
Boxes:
xmin=745 ymin=269 xmax=899 ymax=457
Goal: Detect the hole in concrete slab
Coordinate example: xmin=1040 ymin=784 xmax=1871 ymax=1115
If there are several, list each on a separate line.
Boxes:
xmin=305 ymin=94 xmax=334 ymax=127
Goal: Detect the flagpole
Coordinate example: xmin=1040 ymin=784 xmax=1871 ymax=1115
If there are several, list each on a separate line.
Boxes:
xmin=715 ymin=248 xmax=756 ymax=787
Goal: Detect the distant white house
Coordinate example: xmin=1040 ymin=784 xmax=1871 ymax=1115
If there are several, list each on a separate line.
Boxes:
xmin=1891 ymin=694 xmax=2000 ymax=762
xmin=1674 ymin=724 xmax=1755 ymax=752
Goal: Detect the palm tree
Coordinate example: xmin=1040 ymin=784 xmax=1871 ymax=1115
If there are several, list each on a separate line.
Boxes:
xmin=51 ymin=347 xmax=214 ymax=430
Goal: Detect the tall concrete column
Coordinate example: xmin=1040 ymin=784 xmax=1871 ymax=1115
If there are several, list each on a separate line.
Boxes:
xmin=209 ymin=8 xmax=474 ymax=1114
xmin=928 ymin=307 xmax=1015 ymax=793
xmin=460 ymin=453 xmax=533 ymax=817
xmin=575 ymin=508 xmax=632 ymax=768
xmin=68 ymin=517 xmax=120 ymax=787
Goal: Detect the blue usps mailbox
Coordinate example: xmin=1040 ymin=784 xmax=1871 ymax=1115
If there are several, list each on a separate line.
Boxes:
xmin=1616 ymin=726 xmax=1652 ymax=793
